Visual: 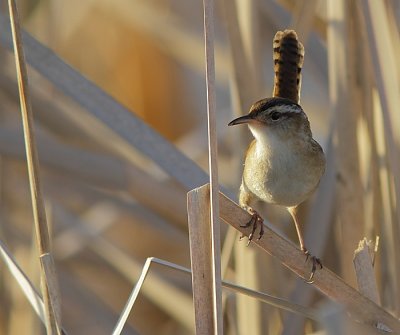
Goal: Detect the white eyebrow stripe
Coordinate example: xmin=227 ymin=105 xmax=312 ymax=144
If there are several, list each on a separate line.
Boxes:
xmin=286 ymin=105 xmax=302 ymax=113
xmin=267 ymin=104 xmax=302 ymax=115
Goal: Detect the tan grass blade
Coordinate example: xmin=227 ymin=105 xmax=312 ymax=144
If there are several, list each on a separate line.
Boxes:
xmin=7 ymin=0 xmax=61 ymax=333
xmin=111 ymin=257 xmax=153 ymax=335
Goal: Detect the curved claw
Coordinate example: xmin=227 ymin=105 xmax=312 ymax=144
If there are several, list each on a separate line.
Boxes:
xmin=239 ymin=210 xmax=264 ymax=246
xmin=304 ymin=250 xmax=323 ymax=284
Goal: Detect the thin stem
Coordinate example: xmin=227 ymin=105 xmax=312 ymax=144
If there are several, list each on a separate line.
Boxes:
xmin=7 ymin=1 xmax=61 ymax=334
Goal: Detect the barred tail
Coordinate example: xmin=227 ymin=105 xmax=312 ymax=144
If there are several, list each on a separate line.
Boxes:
xmin=272 ymin=30 xmax=304 ymax=104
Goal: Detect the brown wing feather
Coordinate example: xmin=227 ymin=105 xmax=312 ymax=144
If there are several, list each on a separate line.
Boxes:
xmin=272 ymin=30 xmax=304 ymax=104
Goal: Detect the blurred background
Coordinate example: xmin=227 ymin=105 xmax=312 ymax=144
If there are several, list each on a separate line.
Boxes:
xmin=0 ymin=0 xmax=399 ymax=334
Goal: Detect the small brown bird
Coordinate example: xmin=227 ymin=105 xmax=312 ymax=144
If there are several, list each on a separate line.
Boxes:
xmin=228 ymin=30 xmax=325 ymax=281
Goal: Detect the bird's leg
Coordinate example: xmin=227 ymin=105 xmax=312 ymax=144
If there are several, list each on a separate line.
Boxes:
xmin=239 ymin=206 xmax=264 ymax=245
xmin=304 ymin=251 xmax=323 ymax=283
xmin=288 ymin=207 xmax=322 ymax=283
xmin=239 ymin=185 xmax=264 ymax=245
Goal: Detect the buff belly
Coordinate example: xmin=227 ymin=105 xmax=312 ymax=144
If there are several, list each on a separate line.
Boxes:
xmin=243 ymin=142 xmax=323 ymax=207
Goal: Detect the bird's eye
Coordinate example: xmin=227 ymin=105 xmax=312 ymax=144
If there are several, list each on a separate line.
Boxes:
xmin=270 ymin=112 xmax=281 ymax=121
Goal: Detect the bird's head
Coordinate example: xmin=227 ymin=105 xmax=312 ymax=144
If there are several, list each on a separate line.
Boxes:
xmin=228 ymin=97 xmax=310 ymax=143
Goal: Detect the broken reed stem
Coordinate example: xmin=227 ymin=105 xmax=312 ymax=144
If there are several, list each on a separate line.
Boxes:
xmin=208 ymin=184 xmax=400 ymax=332
xmin=188 ymin=185 xmax=216 ymax=335
xmin=202 ymin=0 xmax=223 ymax=334
xmin=7 ymin=1 xmax=61 ymax=334
xmin=353 ymin=238 xmax=381 ymax=305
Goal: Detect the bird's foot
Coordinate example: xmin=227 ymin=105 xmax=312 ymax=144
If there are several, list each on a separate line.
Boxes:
xmin=239 ymin=208 xmax=264 ymax=246
xmin=302 ymin=248 xmax=322 ymax=284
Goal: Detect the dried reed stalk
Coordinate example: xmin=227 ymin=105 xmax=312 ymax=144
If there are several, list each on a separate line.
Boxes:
xmin=7 ymin=0 xmax=61 ymax=334
xmin=214 ymin=184 xmax=400 ymax=332
xmin=202 ymin=0 xmax=223 ymax=333
xmin=360 ymin=0 xmax=400 ymax=313
xmin=327 ymin=0 xmax=364 ymax=286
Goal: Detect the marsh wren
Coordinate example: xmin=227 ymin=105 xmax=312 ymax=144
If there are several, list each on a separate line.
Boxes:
xmin=228 ymin=30 xmax=326 ymax=280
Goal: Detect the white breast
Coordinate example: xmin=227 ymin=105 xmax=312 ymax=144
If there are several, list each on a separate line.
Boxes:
xmin=243 ymin=124 xmax=322 ymax=207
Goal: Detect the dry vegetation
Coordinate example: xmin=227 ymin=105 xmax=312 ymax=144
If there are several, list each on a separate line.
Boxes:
xmin=0 ymin=0 xmax=399 ymax=334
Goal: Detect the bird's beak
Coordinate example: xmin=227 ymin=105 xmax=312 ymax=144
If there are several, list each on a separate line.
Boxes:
xmin=228 ymin=115 xmax=254 ymax=126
